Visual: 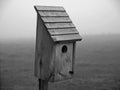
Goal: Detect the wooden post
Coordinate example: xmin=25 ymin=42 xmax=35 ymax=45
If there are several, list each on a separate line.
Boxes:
xmin=39 ymin=79 xmax=48 ymax=90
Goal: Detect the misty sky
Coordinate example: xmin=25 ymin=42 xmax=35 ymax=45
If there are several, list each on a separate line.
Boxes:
xmin=0 ymin=0 xmax=120 ymax=39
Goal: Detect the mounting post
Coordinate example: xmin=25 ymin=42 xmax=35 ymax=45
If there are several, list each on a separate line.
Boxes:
xmin=39 ymin=79 xmax=48 ymax=90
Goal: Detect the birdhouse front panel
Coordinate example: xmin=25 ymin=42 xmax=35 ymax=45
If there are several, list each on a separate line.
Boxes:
xmin=49 ymin=42 xmax=75 ymax=82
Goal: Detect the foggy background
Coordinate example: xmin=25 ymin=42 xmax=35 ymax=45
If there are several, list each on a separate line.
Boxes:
xmin=0 ymin=0 xmax=120 ymax=40
xmin=1 ymin=0 xmax=120 ymax=90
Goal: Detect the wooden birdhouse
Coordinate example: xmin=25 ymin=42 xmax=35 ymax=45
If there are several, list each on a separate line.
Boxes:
xmin=34 ymin=6 xmax=82 ymax=82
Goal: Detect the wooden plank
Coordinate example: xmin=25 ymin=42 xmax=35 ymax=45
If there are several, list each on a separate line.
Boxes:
xmin=51 ymin=34 xmax=82 ymax=42
xmin=35 ymin=14 xmax=54 ymax=80
xmin=52 ymin=43 xmax=73 ymax=81
xmin=41 ymin=17 xmax=71 ymax=23
xmin=40 ymin=26 xmax=54 ymax=80
xmin=72 ymin=42 xmax=76 ymax=76
xmin=35 ymin=6 xmax=65 ymax=11
xmin=48 ymin=28 xmax=79 ymax=35
xmin=45 ymin=23 xmax=75 ymax=29
xmin=39 ymin=11 xmax=68 ymax=17
xmin=35 ymin=15 xmax=43 ymax=78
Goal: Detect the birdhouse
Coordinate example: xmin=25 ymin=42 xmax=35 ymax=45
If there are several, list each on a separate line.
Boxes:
xmin=34 ymin=6 xmax=82 ymax=82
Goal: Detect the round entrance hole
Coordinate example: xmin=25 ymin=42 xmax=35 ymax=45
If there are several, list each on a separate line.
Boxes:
xmin=61 ymin=45 xmax=67 ymax=53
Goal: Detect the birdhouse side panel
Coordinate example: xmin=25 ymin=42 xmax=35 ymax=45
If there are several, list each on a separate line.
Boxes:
xmin=72 ymin=42 xmax=76 ymax=73
xmin=40 ymin=26 xmax=54 ymax=80
xmin=35 ymin=15 xmax=43 ymax=78
xmin=34 ymin=15 xmax=54 ymax=79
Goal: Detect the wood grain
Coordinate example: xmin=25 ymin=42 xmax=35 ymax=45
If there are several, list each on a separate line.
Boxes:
xmin=48 ymin=28 xmax=79 ymax=35
xmin=52 ymin=43 xmax=73 ymax=81
xmin=39 ymin=11 xmax=68 ymax=17
xmin=52 ymin=34 xmax=82 ymax=42
xmin=35 ymin=14 xmax=54 ymax=80
xmin=35 ymin=6 xmax=65 ymax=11
xmin=41 ymin=17 xmax=71 ymax=23
xmin=45 ymin=23 xmax=75 ymax=29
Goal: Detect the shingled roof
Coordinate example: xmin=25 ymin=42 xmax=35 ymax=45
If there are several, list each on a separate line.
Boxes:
xmin=34 ymin=6 xmax=82 ymax=42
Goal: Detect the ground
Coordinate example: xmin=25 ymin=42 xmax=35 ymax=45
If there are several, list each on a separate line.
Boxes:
xmin=0 ymin=34 xmax=120 ymax=90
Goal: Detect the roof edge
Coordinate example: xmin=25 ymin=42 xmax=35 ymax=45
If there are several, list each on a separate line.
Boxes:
xmin=34 ymin=5 xmax=65 ymax=12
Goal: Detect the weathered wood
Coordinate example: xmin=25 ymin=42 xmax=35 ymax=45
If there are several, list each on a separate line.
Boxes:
xmin=50 ymin=43 xmax=73 ymax=81
xmin=35 ymin=14 xmax=54 ymax=80
xmin=48 ymin=28 xmax=79 ymax=35
xmin=45 ymin=23 xmax=75 ymax=29
xmin=41 ymin=17 xmax=71 ymax=23
xmin=35 ymin=6 xmax=65 ymax=11
xmin=52 ymin=34 xmax=82 ymax=42
xmin=72 ymin=42 xmax=76 ymax=75
xmin=39 ymin=11 xmax=68 ymax=17
xmin=34 ymin=15 xmax=43 ymax=78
